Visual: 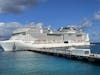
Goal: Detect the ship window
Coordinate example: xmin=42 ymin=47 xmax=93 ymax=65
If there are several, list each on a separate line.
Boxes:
xmin=12 ymin=33 xmax=20 ymax=36
xmin=84 ymin=51 xmax=89 ymax=54
xmin=76 ymin=34 xmax=82 ymax=37
xmin=68 ymin=33 xmax=72 ymax=36
xmin=47 ymin=34 xmax=61 ymax=36
xmin=22 ymin=32 xmax=26 ymax=35
xmin=64 ymin=41 xmax=68 ymax=43
xmin=12 ymin=32 xmax=26 ymax=36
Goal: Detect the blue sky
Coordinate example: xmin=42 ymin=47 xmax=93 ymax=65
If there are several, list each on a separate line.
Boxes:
xmin=0 ymin=0 xmax=99 ymax=25
xmin=0 ymin=0 xmax=100 ymax=42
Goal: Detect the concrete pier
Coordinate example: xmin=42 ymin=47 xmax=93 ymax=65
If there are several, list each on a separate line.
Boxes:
xmin=28 ymin=48 xmax=100 ymax=65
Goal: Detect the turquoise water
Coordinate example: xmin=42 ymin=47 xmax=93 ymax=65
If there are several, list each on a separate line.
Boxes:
xmin=0 ymin=44 xmax=100 ymax=75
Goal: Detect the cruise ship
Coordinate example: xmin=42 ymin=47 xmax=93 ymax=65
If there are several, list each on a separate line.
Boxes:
xmin=0 ymin=23 xmax=90 ymax=51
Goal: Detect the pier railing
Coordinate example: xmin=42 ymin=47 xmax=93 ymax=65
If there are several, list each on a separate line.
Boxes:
xmin=28 ymin=48 xmax=100 ymax=64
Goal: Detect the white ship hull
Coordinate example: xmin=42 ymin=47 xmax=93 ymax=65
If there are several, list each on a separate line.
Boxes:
xmin=0 ymin=40 xmax=15 ymax=51
xmin=0 ymin=40 xmax=90 ymax=51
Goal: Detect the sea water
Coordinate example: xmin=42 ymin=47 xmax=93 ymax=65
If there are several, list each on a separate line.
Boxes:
xmin=0 ymin=44 xmax=100 ymax=75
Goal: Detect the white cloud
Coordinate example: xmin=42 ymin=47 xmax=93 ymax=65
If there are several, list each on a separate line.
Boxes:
xmin=94 ymin=11 xmax=100 ymax=21
xmin=82 ymin=18 xmax=91 ymax=26
xmin=0 ymin=22 xmax=23 ymax=40
xmin=0 ymin=0 xmax=38 ymax=13
xmin=78 ymin=18 xmax=92 ymax=30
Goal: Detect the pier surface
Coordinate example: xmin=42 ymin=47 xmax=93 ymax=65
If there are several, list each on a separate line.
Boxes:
xmin=28 ymin=48 xmax=100 ymax=64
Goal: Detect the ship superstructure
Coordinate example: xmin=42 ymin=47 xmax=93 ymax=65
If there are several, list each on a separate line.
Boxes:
xmin=0 ymin=23 xmax=90 ymax=51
